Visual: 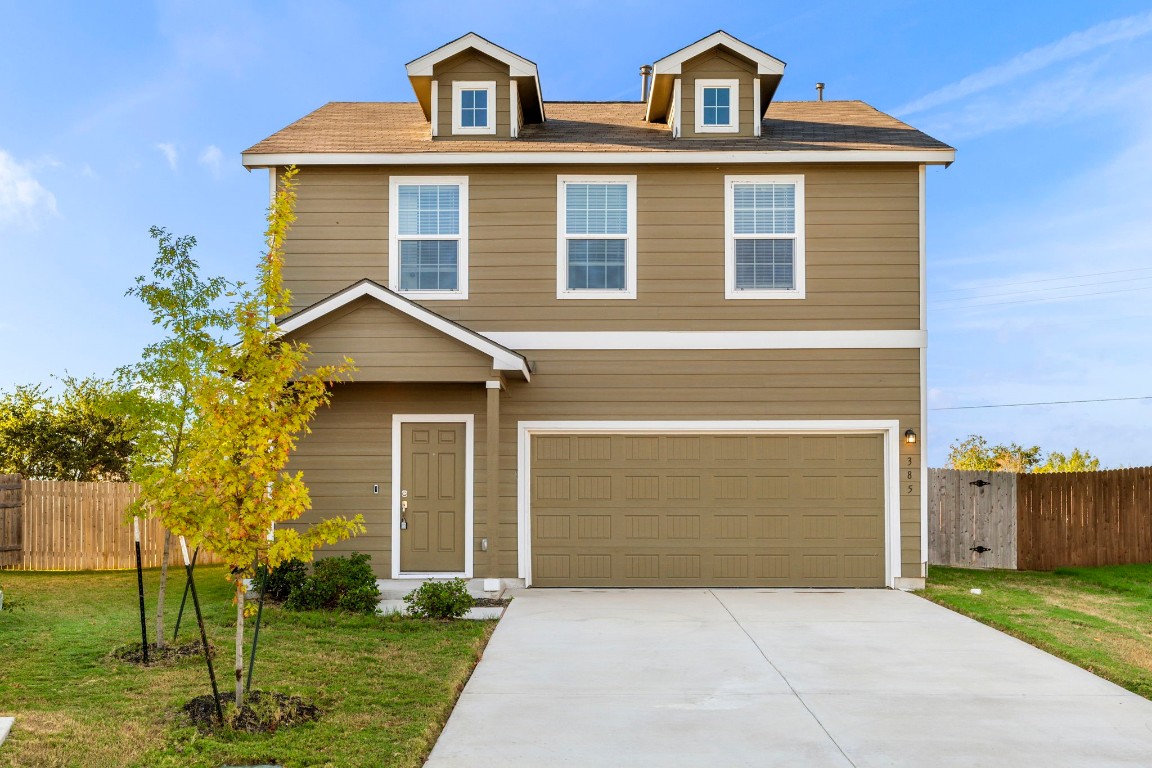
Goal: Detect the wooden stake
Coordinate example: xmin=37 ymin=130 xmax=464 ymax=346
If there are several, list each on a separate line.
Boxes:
xmin=133 ymin=517 xmax=149 ymax=665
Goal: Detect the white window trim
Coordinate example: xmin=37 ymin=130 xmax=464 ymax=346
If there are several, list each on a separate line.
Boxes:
xmin=516 ymin=420 xmax=903 ymax=589
xmin=388 ymin=175 xmax=469 ymax=300
xmin=452 ymin=80 xmax=497 ymax=136
xmin=724 ymin=174 xmax=805 ymax=300
xmin=695 ymin=78 xmax=740 ymax=133
xmin=556 ymin=175 xmax=638 ymax=300
xmin=392 ymin=414 xmax=474 ymax=579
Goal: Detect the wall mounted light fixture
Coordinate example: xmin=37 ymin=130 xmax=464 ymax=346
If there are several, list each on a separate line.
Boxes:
xmin=904 ymin=428 xmax=917 ymax=445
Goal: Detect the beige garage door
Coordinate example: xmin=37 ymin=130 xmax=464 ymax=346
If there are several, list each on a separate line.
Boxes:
xmin=530 ymin=433 xmax=886 ymax=588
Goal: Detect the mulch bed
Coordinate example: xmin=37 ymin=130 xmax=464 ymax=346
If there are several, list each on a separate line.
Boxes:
xmin=112 ymin=639 xmax=214 ymax=665
xmin=473 ymin=597 xmax=511 ymax=608
xmin=183 ymin=690 xmax=321 ymax=733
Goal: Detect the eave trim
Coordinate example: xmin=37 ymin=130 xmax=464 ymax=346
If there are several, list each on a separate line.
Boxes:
xmin=243 ymin=149 xmax=956 ymax=168
xmin=278 ymin=279 xmax=531 ymax=379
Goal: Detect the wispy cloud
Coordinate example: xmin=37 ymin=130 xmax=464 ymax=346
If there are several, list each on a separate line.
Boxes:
xmin=0 ymin=149 xmax=58 ymax=227
xmin=197 ymin=144 xmax=223 ymax=177
xmin=896 ymin=10 xmax=1152 ymax=117
xmin=155 ymin=142 xmax=179 ymax=170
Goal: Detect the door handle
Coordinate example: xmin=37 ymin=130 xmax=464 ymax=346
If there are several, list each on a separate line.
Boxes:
xmin=400 ymin=499 xmax=408 ymax=530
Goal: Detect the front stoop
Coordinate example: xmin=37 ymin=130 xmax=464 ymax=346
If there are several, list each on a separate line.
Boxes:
xmin=376 ymin=578 xmax=522 ymax=619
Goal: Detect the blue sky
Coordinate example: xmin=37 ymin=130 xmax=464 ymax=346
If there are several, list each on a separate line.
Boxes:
xmin=2 ymin=1 xmax=1151 ymax=467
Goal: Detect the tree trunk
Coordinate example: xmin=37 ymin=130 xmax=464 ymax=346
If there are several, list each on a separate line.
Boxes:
xmin=155 ymin=529 xmax=171 ymax=650
xmin=235 ymin=582 xmax=245 ymax=708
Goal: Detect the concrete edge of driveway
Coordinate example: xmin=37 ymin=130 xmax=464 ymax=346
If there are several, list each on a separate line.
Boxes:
xmin=0 ymin=717 xmax=14 ymax=748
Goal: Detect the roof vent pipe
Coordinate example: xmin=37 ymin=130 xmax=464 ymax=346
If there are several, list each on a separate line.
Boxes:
xmin=640 ymin=64 xmax=653 ymax=102
xmin=816 ymin=82 xmax=825 ymax=101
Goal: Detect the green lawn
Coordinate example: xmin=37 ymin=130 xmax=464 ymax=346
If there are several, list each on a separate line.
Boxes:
xmin=0 ymin=566 xmax=494 ymax=768
xmin=924 ymin=564 xmax=1152 ymax=699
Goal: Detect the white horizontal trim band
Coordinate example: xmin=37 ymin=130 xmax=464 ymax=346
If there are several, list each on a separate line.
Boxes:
xmin=484 ymin=330 xmax=925 ymax=350
xmin=242 ymin=149 xmax=955 ymax=168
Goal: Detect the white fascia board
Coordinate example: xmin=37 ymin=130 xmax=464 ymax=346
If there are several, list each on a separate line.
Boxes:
xmin=243 ymin=149 xmax=956 ymax=168
xmin=483 ymin=330 xmax=926 ymax=350
xmin=406 ymin=33 xmax=538 ymax=79
xmin=279 ymin=281 xmax=530 ymax=377
xmin=652 ymin=31 xmax=786 ymax=76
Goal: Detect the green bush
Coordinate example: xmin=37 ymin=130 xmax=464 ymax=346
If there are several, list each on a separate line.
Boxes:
xmin=284 ymin=553 xmax=380 ymax=615
xmin=403 ymin=578 xmax=474 ymax=619
xmin=254 ymin=558 xmax=308 ymax=602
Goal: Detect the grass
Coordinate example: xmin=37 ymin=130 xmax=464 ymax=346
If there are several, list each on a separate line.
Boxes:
xmin=923 ymin=564 xmax=1152 ymax=699
xmin=0 ymin=566 xmax=495 ymax=768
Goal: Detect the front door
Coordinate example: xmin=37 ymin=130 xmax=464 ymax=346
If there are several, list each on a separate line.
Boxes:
xmin=399 ymin=421 xmax=467 ymax=573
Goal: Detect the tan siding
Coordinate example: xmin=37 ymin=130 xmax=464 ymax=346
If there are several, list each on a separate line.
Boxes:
xmin=289 ymin=349 xmax=923 ymax=580
xmin=433 ymin=51 xmax=511 ymax=140
xmin=680 ymin=49 xmax=758 ymax=139
xmin=284 ymin=163 xmax=921 ymax=331
xmin=285 ymin=297 xmax=495 ymax=382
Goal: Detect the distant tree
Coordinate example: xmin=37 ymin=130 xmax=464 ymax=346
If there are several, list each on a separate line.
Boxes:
xmin=122 ymin=225 xmax=235 ymax=649
xmin=0 ymin=376 xmax=146 ymax=481
xmin=1035 ymin=448 xmax=1101 ymax=473
xmin=147 ymin=167 xmax=363 ymax=707
xmin=947 ymin=434 xmax=1101 ymax=473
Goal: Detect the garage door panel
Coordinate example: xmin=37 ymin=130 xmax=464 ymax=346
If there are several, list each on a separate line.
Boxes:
xmin=531 ymin=433 xmax=886 ymax=587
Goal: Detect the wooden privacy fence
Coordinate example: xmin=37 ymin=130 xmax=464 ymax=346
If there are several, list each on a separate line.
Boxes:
xmin=0 ymin=474 xmax=218 ymax=571
xmin=929 ymin=467 xmax=1152 ymax=571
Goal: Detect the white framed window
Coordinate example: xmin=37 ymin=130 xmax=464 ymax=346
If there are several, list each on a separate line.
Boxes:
xmin=388 ymin=176 xmax=469 ymax=300
xmin=724 ymin=175 xmax=805 ymax=300
xmin=556 ymin=176 xmax=637 ymax=300
xmin=452 ymin=81 xmax=496 ymax=135
xmin=695 ymin=79 xmax=739 ymax=133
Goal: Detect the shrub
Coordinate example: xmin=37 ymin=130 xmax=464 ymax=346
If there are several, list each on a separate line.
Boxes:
xmin=254 ymin=558 xmax=308 ymax=602
xmin=403 ymin=578 xmax=474 ymax=619
xmin=284 ymin=553 xmax=380 ymax=615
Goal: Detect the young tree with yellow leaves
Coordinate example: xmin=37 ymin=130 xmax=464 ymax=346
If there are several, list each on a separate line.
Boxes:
xmin=148 ymin=168 xmax=363 ymax=708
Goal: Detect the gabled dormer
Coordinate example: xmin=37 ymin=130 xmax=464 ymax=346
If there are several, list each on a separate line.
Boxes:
xmin=644 ymin=31 xmax=785 ymax=139
xmin=406 ymin=33 xmax=545 ymax=140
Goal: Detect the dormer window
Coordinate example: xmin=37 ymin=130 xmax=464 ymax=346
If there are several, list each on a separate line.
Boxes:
xmin=452 ymin=81 xmax=496 ymax=135
xmin=695 ymin=79 xmax=739 ymax=133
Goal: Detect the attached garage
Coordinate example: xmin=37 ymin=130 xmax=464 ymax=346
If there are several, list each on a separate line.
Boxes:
xmin=521 ymin=425 xmax=895 ymax=588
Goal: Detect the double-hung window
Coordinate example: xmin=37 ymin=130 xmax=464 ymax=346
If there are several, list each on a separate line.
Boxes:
xmin=695 ymin=79 xmax=739 ymax=133
xmin=389 ymin=176 xmax=469 ymax=299
xmin=452 ymin=81 xmax=496 ymax=135
xmin=556 ymin=176 xmax=637 ymax=299
xmin=724 ymin=175 xmax=805 ymax=299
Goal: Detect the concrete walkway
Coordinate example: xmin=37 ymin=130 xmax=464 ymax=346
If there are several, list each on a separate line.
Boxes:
xmin=425 ymin=589 xmax=1152 ymax=767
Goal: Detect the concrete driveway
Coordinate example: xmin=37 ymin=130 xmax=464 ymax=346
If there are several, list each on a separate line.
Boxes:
xmin=425 ymin=589 xmax=1152 ymax=767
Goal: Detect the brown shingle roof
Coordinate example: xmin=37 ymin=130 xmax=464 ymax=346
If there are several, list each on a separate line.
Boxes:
xmin=243 ymin=100 xmax=951 ymax=156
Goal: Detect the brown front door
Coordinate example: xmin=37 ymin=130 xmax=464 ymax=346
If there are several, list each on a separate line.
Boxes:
xmin=399 ymin=421 xmax=467 ymax=573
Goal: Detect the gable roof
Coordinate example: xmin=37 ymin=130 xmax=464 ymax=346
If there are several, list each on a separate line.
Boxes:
xmin=404 ymin=32 xmax=545 ymax=124
xmin=242 ymin=100 xmax=954 ymax=166
xmin=646 ymin=31 xmax=786 ymax=124
xmin=278 ymin=279 xmax=531 ymax=380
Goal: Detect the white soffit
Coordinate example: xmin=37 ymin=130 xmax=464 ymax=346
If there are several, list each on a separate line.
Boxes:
xmin=651 ymin=31 xmax=786 ymax=76
xmin=279 ymin=280 xmax=531 ymax=378
xmin=406 ymin=32 xmax=539 ymax=79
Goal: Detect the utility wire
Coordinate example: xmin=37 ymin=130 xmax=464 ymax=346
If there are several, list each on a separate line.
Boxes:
xmin=931 ymin=395 xmax=1152 ymax=411
xmin=930 ymin=284 xmax=1152 ymax=310
xmin=929 ymin=275 xmax=1152 ymax=304
xmin=931 ymin=266 xmax=1152 ymax=295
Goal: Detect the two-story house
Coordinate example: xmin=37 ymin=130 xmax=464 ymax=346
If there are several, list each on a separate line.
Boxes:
xmin=242 ymin=31 xmax=953 ymax=591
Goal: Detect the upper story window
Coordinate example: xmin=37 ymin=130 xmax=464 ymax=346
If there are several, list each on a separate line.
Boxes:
xmin=452 ymin=81 xmax=496 ymax=135
xmin=388 ymin=176 xmax=469 ymax=299
xmin=724 ymin=175 xmax=805 ymax=300
xmin=556 ymin=176 xmax=638 ymax=300
xmin=695 ymin=79 xmax=739 ymax=133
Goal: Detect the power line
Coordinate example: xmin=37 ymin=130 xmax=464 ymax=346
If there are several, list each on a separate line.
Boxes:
xmin=929 ymin=275 xmax=1152 ymax=304
xmin=931 ymin=395 xmax=1152 ymax=411
xmin=930 ymin=284 xmax=1152 ymax=310
xmin=931 ymin=266 xmax=1152 ymax=296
